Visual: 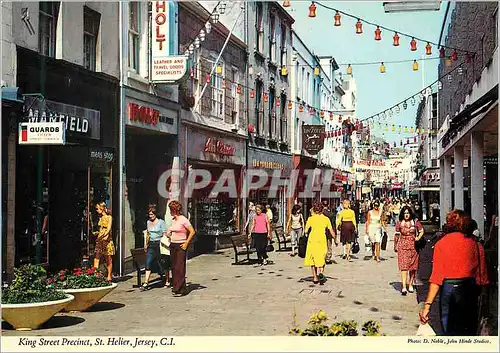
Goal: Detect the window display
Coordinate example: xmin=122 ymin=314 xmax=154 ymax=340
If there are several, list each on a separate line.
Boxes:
xmin=192 ymin=197 xmax=238 ymax=235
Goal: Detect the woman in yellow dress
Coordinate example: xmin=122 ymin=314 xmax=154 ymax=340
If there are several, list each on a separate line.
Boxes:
xmin=336 ymin=200 xmax=357 ymax=261
xmin=94 ymin=202 xmax=114 ymax=281
xmin=304 ymin=202 xmax=336 ymax=285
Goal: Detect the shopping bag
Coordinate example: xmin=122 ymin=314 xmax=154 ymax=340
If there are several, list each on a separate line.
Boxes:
xmin=416 ymin=323 xmax=436 ymax=336
xmin=352 ymin=240 xmax=360 ymax=254
xmin=298 ymin=236 xmax=307 ymax=258
xmin=364 ymin=234 xmax=371 ymax=253
xmin=381 ymin=232 xmax=388 ymax=251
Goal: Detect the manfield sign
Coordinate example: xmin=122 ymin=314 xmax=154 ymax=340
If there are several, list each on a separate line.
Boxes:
xmin=151 ymin=1 xmax=187 ymax=82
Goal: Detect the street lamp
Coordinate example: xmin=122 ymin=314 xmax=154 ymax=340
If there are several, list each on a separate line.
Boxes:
xmin=218 ymin=2 xmax=227 ymax=14
xmin=205 ymin=21 xmax=212 ymax=34
xmin=188 ymin=44 xmax=194 ymax=55
xmin=211 ymin=12 xmax=219 ymax=24
xmin=194 ymin=37 xmax=200 ymax=49
xmin=199 ymin=29 xmax=205 ymax=42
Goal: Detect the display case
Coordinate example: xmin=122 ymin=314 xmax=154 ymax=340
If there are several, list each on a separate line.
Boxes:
xmin=194 ymin=197 xmax=238 ymax=236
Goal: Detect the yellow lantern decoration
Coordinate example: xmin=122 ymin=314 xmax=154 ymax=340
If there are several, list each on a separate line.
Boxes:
xmin=392 ymin=125 xmax=396 ymax=132
xmin=281 ymin=66 xmax=288 ymax=76
xmin=314 ymin=66 xmax=320 ymax=76
xmin=385 ymin=124 xmax=389 ymax=131
xmin=216 ymin=64 xmax=223 ymax=74
xmin=412 ymin=60 xmax=419 ymax=71
xmin=347 ymin=64 xmax=352 ymax=75
xmin=416 ymin=128 xmax=420 ymax=134
xmin=404 ymin=126 xmax=408 ymax=133
xmin=445 ymin=57 xmax=452 ymax=67
xmin=410 ymin=127 xmax=415 ymax=133
xmin=380 ymin=62 xmax=386 ymax=73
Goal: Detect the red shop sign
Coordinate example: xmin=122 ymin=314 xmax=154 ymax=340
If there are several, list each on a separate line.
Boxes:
xmin=204 ymin=137 xmax=235 ymax=156
xmin=129 ymin=103 xmax=160 ymax=125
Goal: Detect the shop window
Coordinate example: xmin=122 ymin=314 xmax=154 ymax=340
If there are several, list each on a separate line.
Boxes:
xmin=38 ymin=2 xmax=59 ymax=57
xmin=210 ymin=59 xmax=225 ymax=118
xmin=280 ymin=93 xmax=287 ymax=142
xmin=83 ymin=6 xmax=101 ymax=71
xmin=269 ymin=15 xmax=276 ymax=63
xmin=280 ymin=24 xmax=287 ymax=68
xmin=128 ymin=2 xmax=140 ymax=72
xmin=255 ymin=80 xmax=264 ymax=135
xmin=269 ymin=88 xmax=276 ymax=139
xmin=256 ymin=3 xmax=264 ymax=54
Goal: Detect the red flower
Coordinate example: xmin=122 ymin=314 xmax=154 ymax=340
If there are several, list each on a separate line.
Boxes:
xmin=73 ymin=267 xmax=82 ymax=274
xmin=59 ymin=269 xmax=67 ymax=275
xmin=85 ymin=268 xmax=95 ymax=275
xmin=59 ymin=275 xmax=65 ymax=281
xmin=47 ymin=278 xmax=54 ymax=284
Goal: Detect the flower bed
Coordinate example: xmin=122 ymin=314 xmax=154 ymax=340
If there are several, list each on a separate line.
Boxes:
xmin=48 ymin=267 xmax=116 ymax=312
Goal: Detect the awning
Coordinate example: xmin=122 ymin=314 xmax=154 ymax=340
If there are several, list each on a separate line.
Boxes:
xmin=1 ymin=87 xmax=24 ymax=105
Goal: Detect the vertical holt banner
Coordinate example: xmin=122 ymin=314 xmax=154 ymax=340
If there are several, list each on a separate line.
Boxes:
xmin=151 ymin=1 xmax=188 ymax=82
xmin=302 ymin=125 xmax=325 ymax=155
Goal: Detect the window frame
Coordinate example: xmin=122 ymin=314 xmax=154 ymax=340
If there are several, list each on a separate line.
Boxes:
xmin=269 ymin=15 xmax=276 ymax=63
xmin=207 ymin=56 xmax=225 ymax=119
xmin=255 ymin=80 xmax=264 ymax=136
xmin=256 ymin=3 xmax=264 ymax=54
xmin=83 ymin=6 xmax=101 ymax=71
xmin=280 ymin=24 xmax=287 ymax=68
xmin=231 ymin=67 xmax=240 ymax=125
xmin=268 ymin=88 xmax=276 ymax=139
xmin=128 ymin=1 xmax=140 ymax=71
xmin=38 ymin=2 xmax=59 ymax=57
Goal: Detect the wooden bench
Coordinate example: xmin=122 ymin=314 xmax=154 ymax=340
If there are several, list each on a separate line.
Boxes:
xmin=230 ymin=235 xmax=256 ymax=264
xmin=130 ymin=248 xmax=147 ymax=287
xmin=274 ymin=226 xmax=292 ymax=251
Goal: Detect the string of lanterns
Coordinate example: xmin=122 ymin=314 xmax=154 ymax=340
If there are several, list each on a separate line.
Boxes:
xmin=182 ymin=1 xmax=223 ymax=57
xmin=284 ymin=0 xmax=475 ymax=58
xmin=187 ymin=58 xmax=466 ymax=129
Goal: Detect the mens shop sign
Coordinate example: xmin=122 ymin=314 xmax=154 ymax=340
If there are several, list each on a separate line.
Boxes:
xmin=125 ymin=98 xmax=177 ymax=134
xmin=23 ymin=96 xmax=100 ymax=140
xmin=151 ymin=1 xmax=187 ymax=82
xmin=18 ymin=122 xmax=65 ymax=145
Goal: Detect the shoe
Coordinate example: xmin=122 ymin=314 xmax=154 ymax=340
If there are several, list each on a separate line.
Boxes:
xmin=164 ymin=281 xmax=171 ymax=288
xmin=342 ymin=255 xmax=347 ymax=260
xmin=263 ymin=259 xmax=268 ymax=265
xmin=325 ymin=260 xmax=333 ymax=264
xmin=140 ymin=283 xmax=149 ymax=291
xmin=312 ymin=280 xmax=319 ymax=284
xmin=408 ymin=286 xmax=414 ymax=293
xmin=401 ymin=289 xmax=407 ymax=296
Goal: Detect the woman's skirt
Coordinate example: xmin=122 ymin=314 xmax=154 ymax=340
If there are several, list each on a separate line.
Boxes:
xmin=368 ymin=226 xmax=382 ymax=243
xmin=340 ymin=221 xmax=356 ymax=244
xmin=397 ymin=247 xmax=419 ymax=271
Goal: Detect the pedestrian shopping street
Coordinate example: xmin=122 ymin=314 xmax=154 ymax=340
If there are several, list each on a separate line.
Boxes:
xmin=2 ymin=225 xmax=424 ymax=336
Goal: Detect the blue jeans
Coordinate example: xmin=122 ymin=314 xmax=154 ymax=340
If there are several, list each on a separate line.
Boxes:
xmin=440 ymin=278 xmax=478 ymax=335
xmin=146 ymin=241 xmax=163 ymax=274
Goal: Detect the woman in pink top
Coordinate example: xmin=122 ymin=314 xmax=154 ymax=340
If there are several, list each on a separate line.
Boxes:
xmin=166 ymin=200 xmax=196 ymax=296
xmin=250 ymin=205 xmax=272 ymax=265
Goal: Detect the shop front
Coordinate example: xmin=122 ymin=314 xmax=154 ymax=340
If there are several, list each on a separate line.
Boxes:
xmin=184 ymin=126 xmax=246 ymax=255
xmin=247 ymin=147 xmax=293 ymax=228
xmin=292 ymin=155 xmax=319 ymax=220
xmin=123 ymin=92 xmax=179 ymax=270
xmin=12 ymin=46 xmax=119 ymax=273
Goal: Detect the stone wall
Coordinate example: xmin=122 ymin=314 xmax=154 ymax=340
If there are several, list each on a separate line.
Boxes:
xmin=438 ymin=2 xmax=497 ymax=125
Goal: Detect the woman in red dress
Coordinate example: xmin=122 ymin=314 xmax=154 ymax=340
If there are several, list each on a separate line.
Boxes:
xmin=394 ymin=205 xmax=424 ymax=296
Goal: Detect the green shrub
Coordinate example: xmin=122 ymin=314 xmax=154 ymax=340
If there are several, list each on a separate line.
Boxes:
xmin=48 ymin=267 xmax=110 ymax=289
xmin=290 ymin=310 xmax=382 ymax=336
xmin=2 ymin=264 xmax=66 ymax=304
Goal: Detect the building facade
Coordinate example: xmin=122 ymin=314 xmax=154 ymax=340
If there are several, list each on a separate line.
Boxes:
xmin=2 ymin=2 xmax=121 ymax=278
xmin=120 ymin=1 xmax=181 ymax=272
xmin=437 ymin=2 xmax=498 ymax=234
xmin=178 ymin=2 xmax=248 ymax=254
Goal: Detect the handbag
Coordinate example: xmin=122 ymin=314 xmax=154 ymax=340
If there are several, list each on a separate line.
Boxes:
xmin=352 ymin=239 xmax=360 ymax=254
xmin=266 ymin=243 xmax=275 ymax=252
xmin=298 ymin=235 xmax=307 ymax=258
xmin=381 ymin=231 xmax=388 ymax=251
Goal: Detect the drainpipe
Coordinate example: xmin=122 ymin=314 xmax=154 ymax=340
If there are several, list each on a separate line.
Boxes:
xmin=243 ymin=0 xmax=249 ymax=223
xmin=118 ymin=1 xmax=126 ymax=277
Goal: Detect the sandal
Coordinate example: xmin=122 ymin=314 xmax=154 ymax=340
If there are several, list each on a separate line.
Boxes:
xmin=401 ymin=289 xmax=407 ymax=296
xmin=408 ymin=286 xmax=414 ymax=293
xmin=312 ymin=279 xmax=319 ymax=284
xmin=140 ymin=283 xmax=149 ymax=291
xmin=164 ymin=281 xmax=171 ymax=288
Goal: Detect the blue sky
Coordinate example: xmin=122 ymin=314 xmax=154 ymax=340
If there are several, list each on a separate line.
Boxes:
xmin=286 ymin=1 xmax=447 ymax=143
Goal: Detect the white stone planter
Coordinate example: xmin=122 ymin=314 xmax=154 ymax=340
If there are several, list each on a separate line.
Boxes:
xmin=62 ymin=282 xmax=117 ymax=312
xmin=2 ymin=294 xmax=74 ymax=331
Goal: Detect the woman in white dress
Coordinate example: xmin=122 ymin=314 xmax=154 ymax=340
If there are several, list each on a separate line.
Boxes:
xmin=365 ymin=201 xmax=386 ymax=262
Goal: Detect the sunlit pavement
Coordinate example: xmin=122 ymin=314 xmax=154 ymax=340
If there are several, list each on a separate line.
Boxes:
xmin=2 ymin=224 xmax=423 ymax=336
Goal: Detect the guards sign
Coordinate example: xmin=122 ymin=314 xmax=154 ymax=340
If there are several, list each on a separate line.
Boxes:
xmin=18 ymin=122 xmax=66 ymax=145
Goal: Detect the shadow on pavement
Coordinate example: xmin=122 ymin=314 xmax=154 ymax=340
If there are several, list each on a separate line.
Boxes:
xmin=2 ymin=315 xmax=86 ymax=331
xmin=112 ymin=275 xmax=133 ymax=283
xmin=390 ymin=281 xmax=403 ymax=292
xmin=186 ymin=283 xmax=207 ymax=294
xmin=85 ymin=302 xmax=125 ymax=312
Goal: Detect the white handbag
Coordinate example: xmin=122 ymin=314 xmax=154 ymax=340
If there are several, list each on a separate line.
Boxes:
xmin=160 ymin=234 xmax=170 ymax=255
xmin=416 ymin=323 xmax=436 ymax=336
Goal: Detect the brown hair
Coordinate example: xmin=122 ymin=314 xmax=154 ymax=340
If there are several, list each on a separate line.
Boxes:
xmin=312 ymin=201 xmax=324 ymax=215
xmin=445 ymin=209 xmax=468 ymax=234
xmin=96 ymin=202 xmax=110 ymax=215
xmin=148 ymin=204 xmax=157 ymax=216
xmin=168 ymin=200 xmax=182 ymax=215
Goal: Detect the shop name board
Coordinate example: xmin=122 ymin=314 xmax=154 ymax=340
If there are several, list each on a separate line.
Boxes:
xmin=89 ymin=148 xmax=114 ymax=163
xmin=302 ymin=125 xmax=325 ymax=155
xmin=252 ymin=159 xmax=286 ymax=170
xmin=23 ymin=97 xmax=100 ymax=140
xmin=128 ymin=103 xmax=175 ymax=126
xmin=151 ymin=2 xmax=187 ymax=82
xmin=18 ymin=122 xmax=66 ymax=145
xmin=204 ymin=137 xmax=235 ymax=156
